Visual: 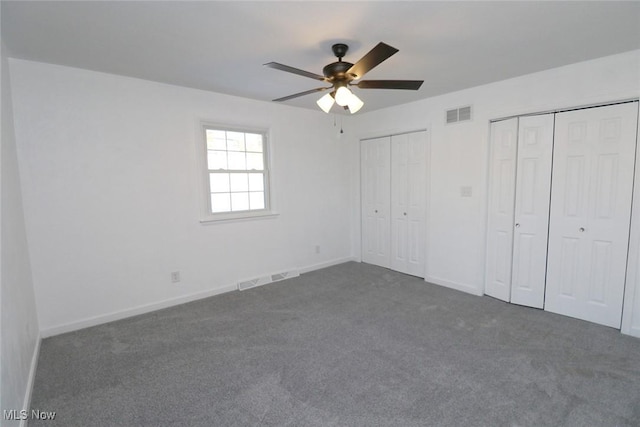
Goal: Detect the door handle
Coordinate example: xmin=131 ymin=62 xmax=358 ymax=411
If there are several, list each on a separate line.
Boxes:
xmin=403 ymin=212 xmax=407 ymax=216
xmin=374 ymin=210 xmax=378 ymax=213
xmin=515 ymin=223 xmax=520 ymax=228
xmin=579 ymin=227 xmax=585 ymax=232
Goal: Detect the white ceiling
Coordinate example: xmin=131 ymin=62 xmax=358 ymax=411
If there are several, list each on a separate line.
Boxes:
xmin=2 ymin=1 xmax=639 ymax=113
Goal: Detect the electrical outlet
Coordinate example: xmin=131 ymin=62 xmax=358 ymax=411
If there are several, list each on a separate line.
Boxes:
xmin=171 ymin=271 xmax=181 ymax=283
xmin=315 ymin=245 xmax=320 ymax=254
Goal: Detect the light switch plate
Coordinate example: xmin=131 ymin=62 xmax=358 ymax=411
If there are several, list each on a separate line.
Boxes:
xmin=460 ymin=186 xmax=473 ymax=197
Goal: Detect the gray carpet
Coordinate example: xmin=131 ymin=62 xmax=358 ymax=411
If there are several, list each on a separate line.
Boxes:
xmin=29 ymin=262 xmax=640 ymax=426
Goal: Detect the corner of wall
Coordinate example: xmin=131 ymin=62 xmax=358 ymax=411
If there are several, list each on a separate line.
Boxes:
xmin=1 ymin=32 xmax=42 ymax=423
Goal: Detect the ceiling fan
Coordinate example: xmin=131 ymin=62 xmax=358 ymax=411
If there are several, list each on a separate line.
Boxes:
xmin=264 ymin=42 xmax=423 ymax=114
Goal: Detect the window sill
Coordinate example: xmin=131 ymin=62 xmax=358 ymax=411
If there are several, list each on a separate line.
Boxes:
xmin=200 ymin=210 xmax=279 ymax=225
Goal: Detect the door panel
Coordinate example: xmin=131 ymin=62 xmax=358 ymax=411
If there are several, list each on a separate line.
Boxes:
xmin=405 ymin=131 xmax=427 ymax=277
xmin=545 ymin=103 xmax=638 ymax=328
xmin=559 ymin=236 xmax=580 ymax=297
xmin=485 ymin=118 xmax=518 ymax=301
xmin=391 ymin=131 xmax=427 ymax=277
xmin=588 ymin=240 xmax=611 ymax=303
xmin=391 ymin=134 xmax=408 ymax=273
xmin=563 ymin=155 xmax=586 ymax=216
xmin=510 ymin=114 xmax=554 ymax=308
xmin=361 ymin=137 xmax=391 ymax=268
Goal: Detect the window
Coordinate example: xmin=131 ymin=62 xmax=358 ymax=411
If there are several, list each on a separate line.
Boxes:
xmin=201 ymin=125 xmax=272 ymax=220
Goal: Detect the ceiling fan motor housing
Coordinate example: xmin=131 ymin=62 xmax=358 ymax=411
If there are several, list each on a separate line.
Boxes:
xmin=323 ymin=43 xmax=356 ymax=84
xmin=323 ymin=61 xmax=355 ymax=82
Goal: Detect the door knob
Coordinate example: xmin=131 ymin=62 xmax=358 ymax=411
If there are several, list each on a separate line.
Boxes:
xmin=403 ymin=212 xmax=407 ymax=216
xmin=579 ymin=227 xmax=585 ymax=232
xmin=515 ymin=223 xmax=520 ymax=228
xmin=374 ymin=210 xmax=378 ymax=213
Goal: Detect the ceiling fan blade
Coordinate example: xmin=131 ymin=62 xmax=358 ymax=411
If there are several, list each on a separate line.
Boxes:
xmin=347 ymin=42 xmax=399 ymax=79
xmin=264 ymin=62 xmax=326 ymax=81
xmin=356 ymin=80 xmax=424 ymax=90
xmin=272 ymin=87 xmax=331 ymax=102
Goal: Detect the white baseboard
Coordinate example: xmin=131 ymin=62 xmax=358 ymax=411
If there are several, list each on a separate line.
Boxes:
xmin=299 ymin=256 xmax=358 ymax=274
xmin=20 ymin=335 xmax=41 ymax=427
xmin=40 ymin=284 xmax=237 ymax=338
xmin=40 ymin=257 xmax=357 ymax=338
xmin=425 ymin=275 xmax=484 ymax=297
xmin=621 ymin=322 xmax=640 ymax=339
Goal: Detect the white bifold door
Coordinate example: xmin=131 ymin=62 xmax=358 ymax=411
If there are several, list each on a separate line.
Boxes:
xmin=485 ymin=115 xmax=554 ymax=308
xmin=545 ymin=103 xmax=638 ymax=328
xmin=485 ymin=118 xmax=519 ymax=301
xmin=486 ymin=102 xmax=639 ymax=329
xmin=361 ymin=136 xmax=391 ymax=268
xmin=511 ymin=115 xmax=555 ymax=307
xmin=361 ymin=131 xmax=427 ymax=277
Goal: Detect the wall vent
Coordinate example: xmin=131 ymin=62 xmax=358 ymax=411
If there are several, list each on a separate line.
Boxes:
xmin=446 ymin=105 xmax=473 ymax=124
xmin=237 ymin=269 xmax=300 ymax=291
xmin=271 ymin=271 xmax=297 ymax=282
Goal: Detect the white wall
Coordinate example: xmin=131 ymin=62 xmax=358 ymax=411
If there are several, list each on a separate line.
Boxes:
xmin=1 ymin=28 xmax=41 ymax=427
xmin=350 ymin=51 xmax=640 ymax=305
xmin=10 ymin=59 xmax=352 ymax=336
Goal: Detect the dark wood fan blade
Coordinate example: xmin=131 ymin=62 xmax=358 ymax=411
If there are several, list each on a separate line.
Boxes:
xmin=264 ymin=62 xmax=327 ymax=81
xmin=272 ymin=87 xmax=331 ymax=102
xmin=346 ymin=42 xmax=399 ymax=79
xmin=356 ymin=80 xmax=424 ymax=90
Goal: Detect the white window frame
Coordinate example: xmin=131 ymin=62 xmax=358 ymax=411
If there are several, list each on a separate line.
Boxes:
xmin=199 ymin=122 xmax=277 ymax=223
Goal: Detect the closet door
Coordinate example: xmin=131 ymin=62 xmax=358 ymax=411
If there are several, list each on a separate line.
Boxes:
xmin=485 ymin=118 xmax=518 ymax=302
xmin=510 ymin=114 xmax=554 ymax=308
xmin=391 ymin=131 xmax=427 ymax=277
xmin=361 ymin=137 xmax=391 ymax=268
xmin=545 ymin=103 xmax=638 ymax=328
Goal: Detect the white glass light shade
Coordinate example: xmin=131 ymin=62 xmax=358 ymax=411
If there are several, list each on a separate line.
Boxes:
xmin=316 ymin=93 xmax=335 ymax=113
xmin=334 ymin=86 xmax=352 ymax=106
xmin=347 ymin=93 xmax=364 ymax=114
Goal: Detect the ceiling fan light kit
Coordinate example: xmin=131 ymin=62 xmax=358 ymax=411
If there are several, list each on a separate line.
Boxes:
xmin=334 ymin=85 xmax=352 ymax=107
xmin=265 ymin=42 xmax=423 ymax=114
xmin=316 ymin=92 xmax=335 ymax=113
xmin=346 ymin=92 xmax=364 ymax=113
